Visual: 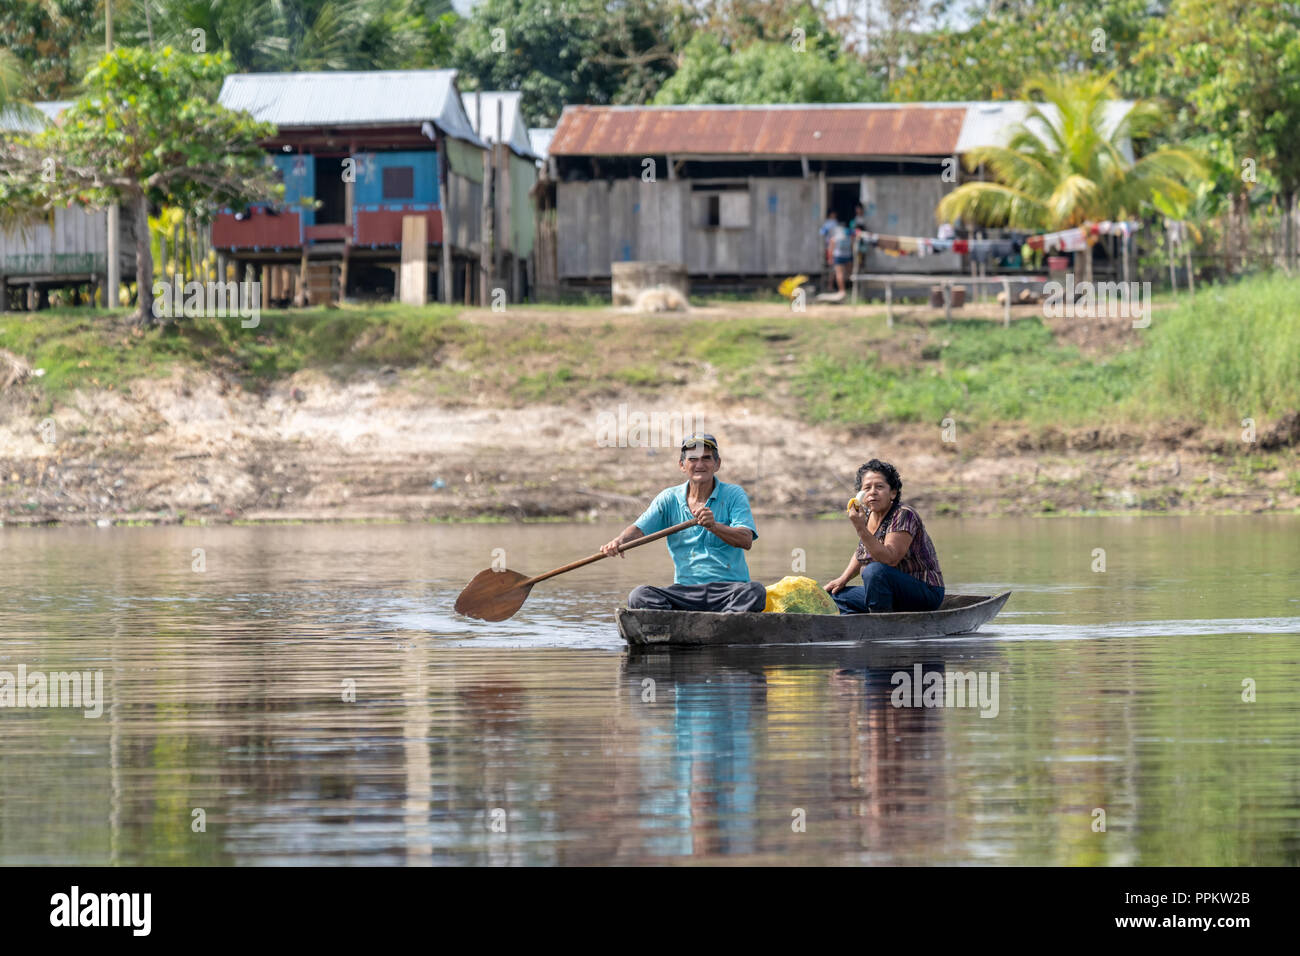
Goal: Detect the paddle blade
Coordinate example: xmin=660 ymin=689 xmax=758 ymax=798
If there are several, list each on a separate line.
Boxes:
xmin=454 ymin=568 xmax=534 ymax=621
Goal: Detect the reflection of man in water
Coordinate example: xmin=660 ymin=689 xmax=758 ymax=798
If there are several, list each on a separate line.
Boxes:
xmin=623 ymin=649 xmax=965 ymax=861
xmin=629 ymin=665 xmax=762 ymax=859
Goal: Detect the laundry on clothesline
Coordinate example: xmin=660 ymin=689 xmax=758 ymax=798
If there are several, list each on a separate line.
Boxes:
xmin=852 ymin=220 xmax=1142 ymax=257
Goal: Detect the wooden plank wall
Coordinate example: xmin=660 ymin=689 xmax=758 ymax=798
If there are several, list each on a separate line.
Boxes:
xmin=446 ymin=171 xmax=482 ymax=253
xmin=557 ymin=177 xmax=828 ymax=278
xmin=0 ymin=207 xmax=106 ymax=258
xmin=0 ymin=206 xmax=137 ymax=274
xmin=858 ymin=173 xmax=961 ymax=273
xmin=509 ymin=153 xmax=537 ymax=259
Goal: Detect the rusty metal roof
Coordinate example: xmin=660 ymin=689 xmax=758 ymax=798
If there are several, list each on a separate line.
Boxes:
xmin=549 ymin=104 xmax=968 ymax=158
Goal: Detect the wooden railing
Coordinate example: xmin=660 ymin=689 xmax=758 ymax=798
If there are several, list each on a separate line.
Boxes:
xmin=850 ymin=273 xmax=1049 ymax=326
xmin=2 ymin=252 xmax=105 ymax=276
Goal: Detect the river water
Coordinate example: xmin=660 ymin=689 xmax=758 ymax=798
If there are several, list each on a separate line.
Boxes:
xmin=1 ymin=516 xmax=1297 ymax=865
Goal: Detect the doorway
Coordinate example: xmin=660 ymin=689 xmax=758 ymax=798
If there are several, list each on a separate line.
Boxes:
xmin=827 ymin=181 xmax=860 ymax=227
xmin=314 ymin=156 xmax=347 ymax=224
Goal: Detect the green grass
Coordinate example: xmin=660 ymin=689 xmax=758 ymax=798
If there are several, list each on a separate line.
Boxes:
xmin=3 ymin=275 xmax=1297 ymax=435
xmin=1137 ymin=274 xmax=1300 ymax=421
xmin=793 ymin=275 xmax=1299 ymax=429
xmin=0 ymin=302 xmax=475 ymax=395
xmin=795 ymin=316 xmax=1141 ymax=427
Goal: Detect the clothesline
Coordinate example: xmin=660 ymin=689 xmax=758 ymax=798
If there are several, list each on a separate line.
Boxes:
xmin=852 ymin=220 xmax=1143 ymax=258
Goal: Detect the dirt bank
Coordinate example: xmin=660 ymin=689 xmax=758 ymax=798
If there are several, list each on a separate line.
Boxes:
xmin=1 ymin=361 xmax=1295 ymax=526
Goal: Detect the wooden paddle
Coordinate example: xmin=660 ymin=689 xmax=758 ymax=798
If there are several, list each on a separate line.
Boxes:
xmin=454 ymin=517 xmax=699 ymax=622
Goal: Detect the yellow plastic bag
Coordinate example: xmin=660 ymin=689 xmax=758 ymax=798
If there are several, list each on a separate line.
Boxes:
xmin=763 ymin=575 xmax=839 ymax=614
xmin=778 ymin=274 xmax=810 ymax=298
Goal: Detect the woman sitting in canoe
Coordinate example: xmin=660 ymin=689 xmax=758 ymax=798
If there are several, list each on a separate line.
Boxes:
xmin=824 ymin=459 xmax=945 ymax=613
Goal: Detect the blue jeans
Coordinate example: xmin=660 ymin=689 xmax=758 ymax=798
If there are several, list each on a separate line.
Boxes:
xmin=833 ymin=562 xmax=944 ymax=614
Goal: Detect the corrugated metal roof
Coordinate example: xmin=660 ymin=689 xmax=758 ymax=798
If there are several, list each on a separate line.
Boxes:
xmin=218 ymin=70 xmax=482 ymax=146
xmin=549 ymin=104 xmax=966 ymax=157
xmin=550 ymin=101 xmax=1135 ymax=160
xmin=528 ymin=127 xmax=555 ymax=164
xmin=461 ymin=91 xmax=538 ymax=158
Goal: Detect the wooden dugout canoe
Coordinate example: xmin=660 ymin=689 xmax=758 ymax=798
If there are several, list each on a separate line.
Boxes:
xmin=615 ymin=592 xmax=1011 ymax=646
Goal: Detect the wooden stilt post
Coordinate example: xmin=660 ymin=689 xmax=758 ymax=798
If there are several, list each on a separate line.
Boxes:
xmin=340 ymin=245 xmax=350 ymax=305
xmin=481 ymin=142 xmax=492 ymax=306
xmin=297 ymin=248 xmax=308 ymax=307
xmin=400 ymin=216 xmax=429 ymax=305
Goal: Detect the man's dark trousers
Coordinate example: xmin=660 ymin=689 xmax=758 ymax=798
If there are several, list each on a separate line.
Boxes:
xmin=628 ymin=581 xmax=766 ymax=613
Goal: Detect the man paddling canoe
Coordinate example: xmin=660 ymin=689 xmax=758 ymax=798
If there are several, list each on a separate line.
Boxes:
xmin=600 ymin=433 xmax=766 ymax=613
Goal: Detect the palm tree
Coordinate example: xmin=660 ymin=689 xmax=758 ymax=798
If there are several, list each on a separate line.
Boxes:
xmin=0 ymin=49 xmax=42 ymax=124
xmin=120 ymin=0 xmax=450 ymax=73
xmin=937 ymin=71 xmax=1209 ymax=281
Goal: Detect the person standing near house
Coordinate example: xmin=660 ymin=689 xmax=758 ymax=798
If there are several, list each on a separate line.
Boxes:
xmin=849 ymin=202 xmax=868 ymax=235
xmin=828 ymin=220 xmax=853 ymax=295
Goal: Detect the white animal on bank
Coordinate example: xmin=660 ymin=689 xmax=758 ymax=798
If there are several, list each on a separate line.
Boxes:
xmin=632 ymin=286 xmax=689 ymax=313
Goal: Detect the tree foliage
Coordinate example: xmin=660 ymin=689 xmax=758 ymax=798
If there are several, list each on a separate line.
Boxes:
xmin=0 ymin=0 xmax=100 ymax=100
xmin=892 ymin=0 xmax=1161 ymax=102
xmin=112 ymin=0 xmax=458 ymax=73
xmin=450 ymin=0 xmax=693 ymax=126
xmin=1140 ymin=0 xmax=1300 ymax=198
xmin=653 ymin=31 xmax=883 ymax=105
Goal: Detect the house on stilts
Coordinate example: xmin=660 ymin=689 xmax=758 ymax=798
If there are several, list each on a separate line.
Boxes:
xmin=213 ymin=69 xmax=510 ymax=306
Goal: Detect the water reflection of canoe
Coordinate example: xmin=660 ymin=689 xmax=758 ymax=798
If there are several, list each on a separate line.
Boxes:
xmin=621 ymin=638 xmax=1006 ymax=684
xmin=616 ymin=592 xmax=1011 ymax=646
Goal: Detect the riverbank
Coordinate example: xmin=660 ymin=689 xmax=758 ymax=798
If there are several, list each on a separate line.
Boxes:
xmin=1 ymin=277 xmax=1297 ymax=525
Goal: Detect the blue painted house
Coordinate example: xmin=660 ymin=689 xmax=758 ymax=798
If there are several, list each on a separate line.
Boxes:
xmin=214 ymin=70 xmax=494 ymax=304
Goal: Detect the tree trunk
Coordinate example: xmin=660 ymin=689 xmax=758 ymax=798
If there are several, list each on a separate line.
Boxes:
xmin=1166 ymin=221 xmax=1178 ymax=295
xmin=1286 ymin=189 xmax=1296 ymax=273
xmin=1238 ymin=192 xmax=1249 ymax=272
xmin=133 ymin=195 xmax=155 ymax=325
xmin=188 ymin=217 xmax=197 ymax=282
xmin=1222 ymin=200 xmax=1231 ymax=278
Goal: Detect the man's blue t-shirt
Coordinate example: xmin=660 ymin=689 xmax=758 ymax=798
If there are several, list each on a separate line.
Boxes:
xmin=634 ymin=479 xmax=758 ymax=585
